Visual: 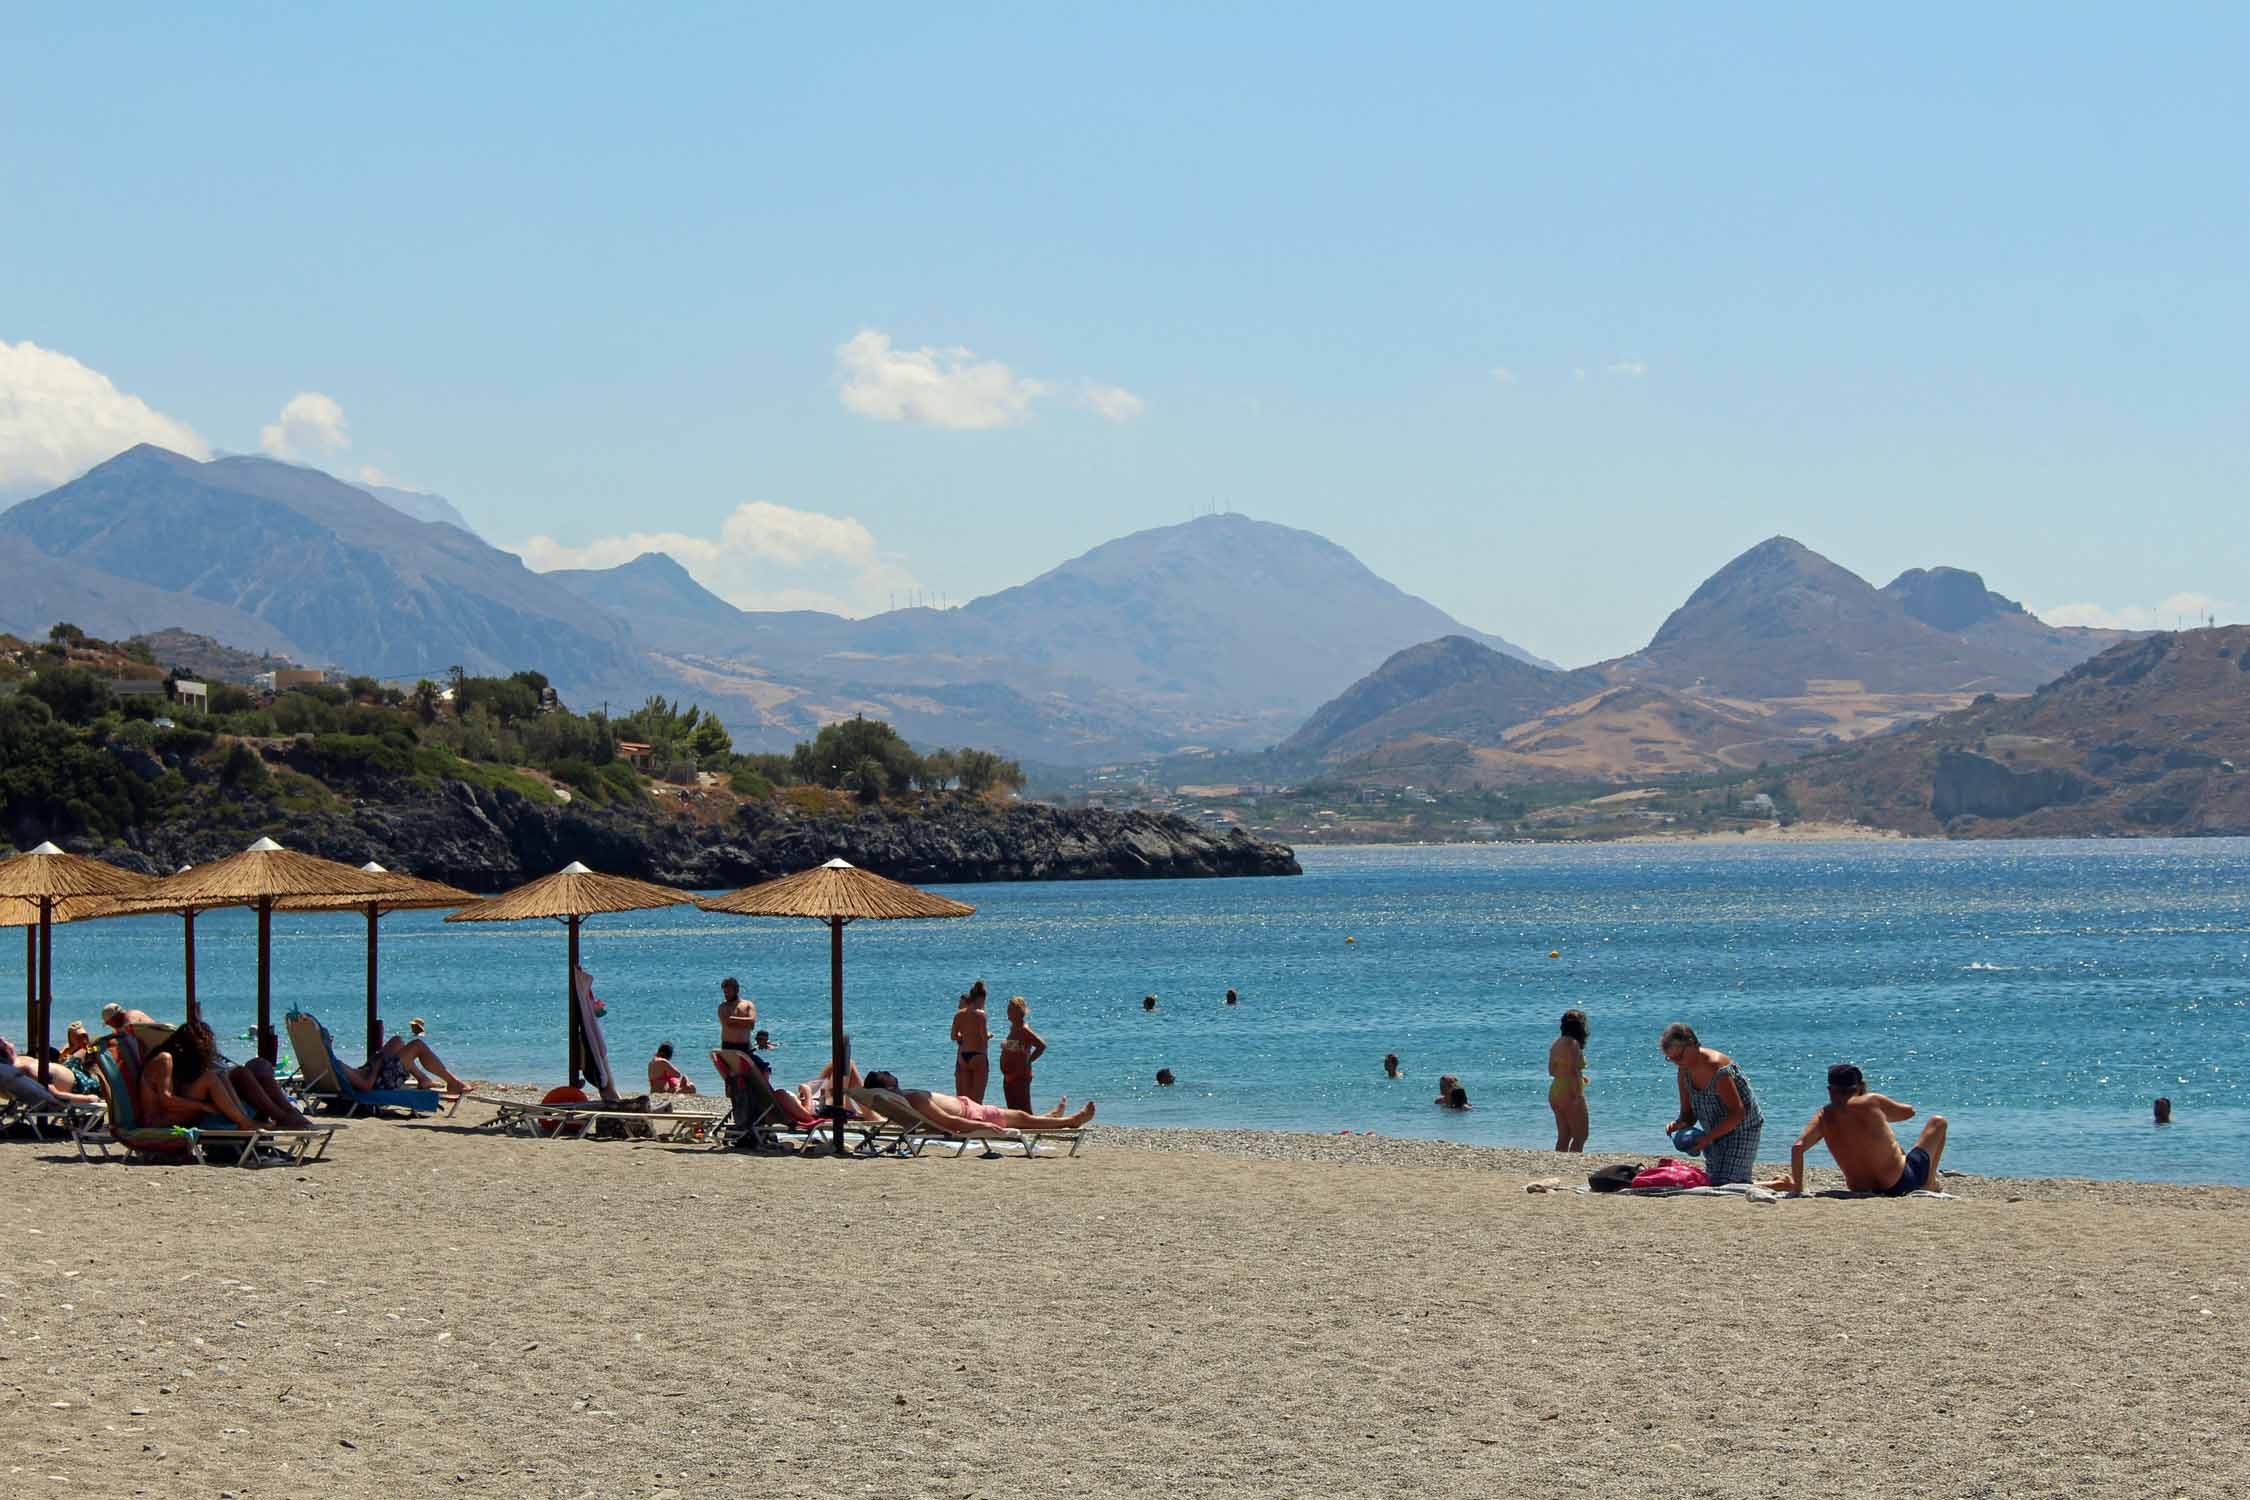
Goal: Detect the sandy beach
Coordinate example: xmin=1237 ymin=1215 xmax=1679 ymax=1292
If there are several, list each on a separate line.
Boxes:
xmin=4 ymin=1109 xmax=2245 ymax=1500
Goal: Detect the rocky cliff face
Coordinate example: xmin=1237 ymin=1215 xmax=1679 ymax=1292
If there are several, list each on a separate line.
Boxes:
xmin=86 ymin=777 xmax=1299 ymax=889
xmin=1928 ymin=749 xmax=2089 ymax=821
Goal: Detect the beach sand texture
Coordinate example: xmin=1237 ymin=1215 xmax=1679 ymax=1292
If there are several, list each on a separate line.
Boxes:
xmin=4 ymin=1112 xmax=2245 ymax=1499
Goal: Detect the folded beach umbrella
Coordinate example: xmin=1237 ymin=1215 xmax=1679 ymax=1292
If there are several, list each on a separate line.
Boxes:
xmin=443 ymin=862 xmax=696 ymax=1089
xmin=0 ymin=843 xmax=154 ymax=1065
xmin=135 ymin=838 xmax=419 ymax=1063
xmin=276 ymin=862 xmax=477 ymax=1062
xmin=697 ymin=858 xmax=975 ymax=1153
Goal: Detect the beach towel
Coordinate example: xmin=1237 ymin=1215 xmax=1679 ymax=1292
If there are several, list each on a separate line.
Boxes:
xmin=573 ymin=966 xmax=620 ymax=1103
xmin=1629 ymin=1158 xmax=1708 ymax=1191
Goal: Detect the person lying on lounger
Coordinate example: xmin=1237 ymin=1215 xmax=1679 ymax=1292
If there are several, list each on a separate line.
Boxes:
xmin=1761 ymin=1063 xmax=1949 ymax=1197
xmin=861 ymin=1070 xmax=1095 ymax=1132
xmin=141 ymin=1021 xmax=313 ymax=1132
xmin=1 ymin=1033 xmax=100 ymax=1107
xmin=338 ymin=1025 xmax=468 ymax=1097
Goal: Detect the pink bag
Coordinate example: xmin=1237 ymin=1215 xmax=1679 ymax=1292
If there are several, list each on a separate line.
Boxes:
xmin=1628 ymin=1158 xmax=1710 ymax=1190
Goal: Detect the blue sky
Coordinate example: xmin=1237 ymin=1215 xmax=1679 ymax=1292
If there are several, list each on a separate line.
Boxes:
xmin=3 ymin=5 xmax=2244 ymax=663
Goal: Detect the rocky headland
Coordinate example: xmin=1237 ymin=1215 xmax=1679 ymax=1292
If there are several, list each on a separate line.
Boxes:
xmin=77 ymin=773 xmax=1300 ymax=890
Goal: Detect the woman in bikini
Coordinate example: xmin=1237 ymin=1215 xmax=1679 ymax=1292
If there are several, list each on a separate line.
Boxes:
xmin=950 ymin=981 xmax=991 ymax=1103
xmin=1548 ymin=1009 xmax=1590 ymax=1152
xmin=997 ymin=995 xmax=1046 ymax=1113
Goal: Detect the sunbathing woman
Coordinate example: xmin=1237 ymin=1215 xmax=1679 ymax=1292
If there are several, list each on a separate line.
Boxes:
xmin=142 ymin=1021 xmax=312 ymax=1131
xmin=863 ymin=1070 xmax=1095 ymax=1132
xmin=338 ymin=1024 xmax=468 ymax=1096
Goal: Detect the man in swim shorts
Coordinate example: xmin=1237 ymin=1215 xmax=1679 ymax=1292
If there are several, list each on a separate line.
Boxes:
xmin=1763 ymin=1063 xmax=1948 ymax=1196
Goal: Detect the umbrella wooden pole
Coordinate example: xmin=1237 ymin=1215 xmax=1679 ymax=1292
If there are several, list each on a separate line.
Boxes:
xmin=22 ymin=924 xmax=34 ymax=1054
xmin=829 ymin=915 xmax=846 ymax=1155
xmin=183 ymin=910 xmax=199 ymax=1027
xmin=567 ymin=915 xmax=583 ymax=1089
xmin=256 ymin=898 xmax=276 ymax=1064
xmin=365 ymin=905 xmax=381 ymax=1062
xmin=36 ymin=897 xmax=53 ymax=1068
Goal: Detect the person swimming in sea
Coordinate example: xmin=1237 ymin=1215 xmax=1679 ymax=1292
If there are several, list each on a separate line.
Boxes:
xmin=1383 ymin=1053 xmax=1401 ymax=1079
xmin=951 ymin=981 xmax=991 ymax=1103
xmin=1548 ymin=1009 xmax=1589 ymax=1152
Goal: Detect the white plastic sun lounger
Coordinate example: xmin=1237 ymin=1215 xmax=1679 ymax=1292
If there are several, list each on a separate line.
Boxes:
xmin=848 ymin=1087 xmax=1084 ymax=1159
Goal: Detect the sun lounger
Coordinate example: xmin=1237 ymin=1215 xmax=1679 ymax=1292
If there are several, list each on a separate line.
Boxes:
xmin=470 ymin=1092 xmax=727 ymax=1142
xmin=285 ymin=1011 xmax=450 ymax=1118
xmin=847 ymin=1087 xmax=1085 ymax=1159
xmin=708 ymin=1051 xmax=901 ymax=1154
xmin=0 ymin=1064 xmax=104 ymax=1142
xmin=74 ymin=1034 xmax=337 ymax=1168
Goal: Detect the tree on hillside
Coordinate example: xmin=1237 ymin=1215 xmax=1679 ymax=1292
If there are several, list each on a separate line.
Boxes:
xmin=48 ymin=623 xmax=84 ymax=645
xmin=410 ymin=679 xmax=440 ymax=724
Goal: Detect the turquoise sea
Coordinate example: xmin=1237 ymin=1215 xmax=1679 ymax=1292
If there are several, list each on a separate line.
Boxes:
xmin=16 ymin=840 xmax=2248 ymax=1184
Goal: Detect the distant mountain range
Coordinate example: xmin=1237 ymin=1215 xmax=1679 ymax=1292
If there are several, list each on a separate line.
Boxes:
xmin=0 ymin=448 xmax=2147 ymax=774
xmin=1782 ymin=627 xmax=2250 ymax=836
xmin=0 ymin=446 xmax=639 ymax=688
xmin=1279 ymin=536 xmax=2139 ymax=787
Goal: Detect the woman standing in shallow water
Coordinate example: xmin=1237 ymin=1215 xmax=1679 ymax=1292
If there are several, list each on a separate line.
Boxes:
xmin=1548 ymin=1009 xmax=1590 ymax=1152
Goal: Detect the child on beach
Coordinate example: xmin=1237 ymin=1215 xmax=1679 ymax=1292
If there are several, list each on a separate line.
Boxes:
xmin=998 ymin=995 xmax=1046 ymax=1112
xmin=951 ymin=981 xmax=991 ymax=1103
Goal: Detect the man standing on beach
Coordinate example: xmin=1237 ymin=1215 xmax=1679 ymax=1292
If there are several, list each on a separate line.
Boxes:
xmin=1764 ymin=1064 xmax=1948 ymax=1196
xmin=717 ymin=979 xmax=763 ymax=1068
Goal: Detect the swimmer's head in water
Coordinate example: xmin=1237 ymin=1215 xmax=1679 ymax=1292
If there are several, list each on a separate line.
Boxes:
xmin=1142 ymin=995 xmax=1157 ymax=1011
xmin=1155 ymin=1068 xmax=1175 ymax=1086
xmin=1446 ymin=1087 xmax=1469 ymax=1109
xmin=1383 ymin=1053 xmax=1400 ymax=1076
xmin=2154 ymin=1096 xmax=2173 ymax=1124
xmin=1225 ymin=989 xmax=1238 ymax=1004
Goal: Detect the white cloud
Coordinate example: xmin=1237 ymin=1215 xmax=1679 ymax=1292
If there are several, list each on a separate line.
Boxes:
xmin=1490 ymin=366 xmax=1519 ymax=385
xmin=1606 ymin=357 xmax=1649 ymax=378
xmin=0 ymin=340 xmax=209 ymax=498
xmin=2042 ymin=592 xmax=2237 ymax=631
xmin=357 ymin=464 xmax=389 ymax=486
xmin=259 ymin=391 xmax=351 ymax=460
xmin=515 ymin=499 xmax=920 ymax=617
xmin=1075 ymin=382 xmax=1147 ymax=423
xmin=835 ymin=328 xmax=1142 ymax=430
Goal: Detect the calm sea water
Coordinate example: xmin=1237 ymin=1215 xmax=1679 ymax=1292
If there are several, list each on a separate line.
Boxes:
xmin=17 ymin=840 xmax=2248 ymax=1183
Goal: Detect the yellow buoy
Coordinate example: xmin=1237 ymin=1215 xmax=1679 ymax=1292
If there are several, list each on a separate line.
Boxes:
xmin=1548 ymin=950 xmax=1560 ymax=959
xmin=1346 ymin=936 xmax=1356 ymax=945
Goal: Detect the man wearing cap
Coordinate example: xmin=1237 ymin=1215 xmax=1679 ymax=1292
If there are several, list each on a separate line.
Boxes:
xmin=1763 ymin=1064 xmax=1949 ymax=1196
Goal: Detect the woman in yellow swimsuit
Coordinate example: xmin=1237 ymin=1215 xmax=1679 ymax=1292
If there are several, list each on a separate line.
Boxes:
xmin=1547 ymin=1009 xmax=1590 ymax=1152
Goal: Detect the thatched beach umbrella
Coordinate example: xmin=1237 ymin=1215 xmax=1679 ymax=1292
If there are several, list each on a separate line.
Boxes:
xmin=444 ymin=862 xmax=696 ymax=1089
xmin=2 ymin=895 xmax=91 ymax=1053
xmin=76 ymin=865 xmax=219 ymax=1028
xmin=277 ymin=863 xmax=476 ymax=1061
xmin=135 ymin=838 xmax=417 ymax=1063
xmin=698 ymin=858 xmax=975 ymax=1153
xmin=0 ymin=843 xmax=153 ymax=1064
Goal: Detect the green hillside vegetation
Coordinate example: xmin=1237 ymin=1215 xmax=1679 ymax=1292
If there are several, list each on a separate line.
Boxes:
xmin=0 ymin=625 xmax=1031 ymax=849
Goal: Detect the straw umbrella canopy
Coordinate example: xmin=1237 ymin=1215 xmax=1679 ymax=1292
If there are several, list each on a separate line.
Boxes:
xmin=444 ymin=862 xmax=696 ymax=1089
xmin=2 ymin=893 xmax=93 ymax=1057
xmin=72 ymin=865 xmax=219 ymax=1028
xmin=0 ymin=843 xmax=153 ymax=1063
xmin=134 ymin=838 xmax=421 ymax=1063
xmin=275 ymin=862 xmax=477 ymax=1061
xmin=698 ymin=858 xmax=975 ymax=1153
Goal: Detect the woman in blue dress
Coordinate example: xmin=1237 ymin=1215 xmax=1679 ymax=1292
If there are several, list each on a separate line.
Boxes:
xmin=1659 ymin=1021 xmax=1764 ymax=1185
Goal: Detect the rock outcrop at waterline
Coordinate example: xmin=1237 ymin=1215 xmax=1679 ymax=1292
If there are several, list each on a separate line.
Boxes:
xmin=82 ymin=781 xmax=1300 ymax=890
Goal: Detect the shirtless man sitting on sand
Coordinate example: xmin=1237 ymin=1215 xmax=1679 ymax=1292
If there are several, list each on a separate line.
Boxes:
xmin=1763 ymin=1063 xmax=1948 ymax=1196
xmin=862 ymin=1070 xmax=1095 ymax=1133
